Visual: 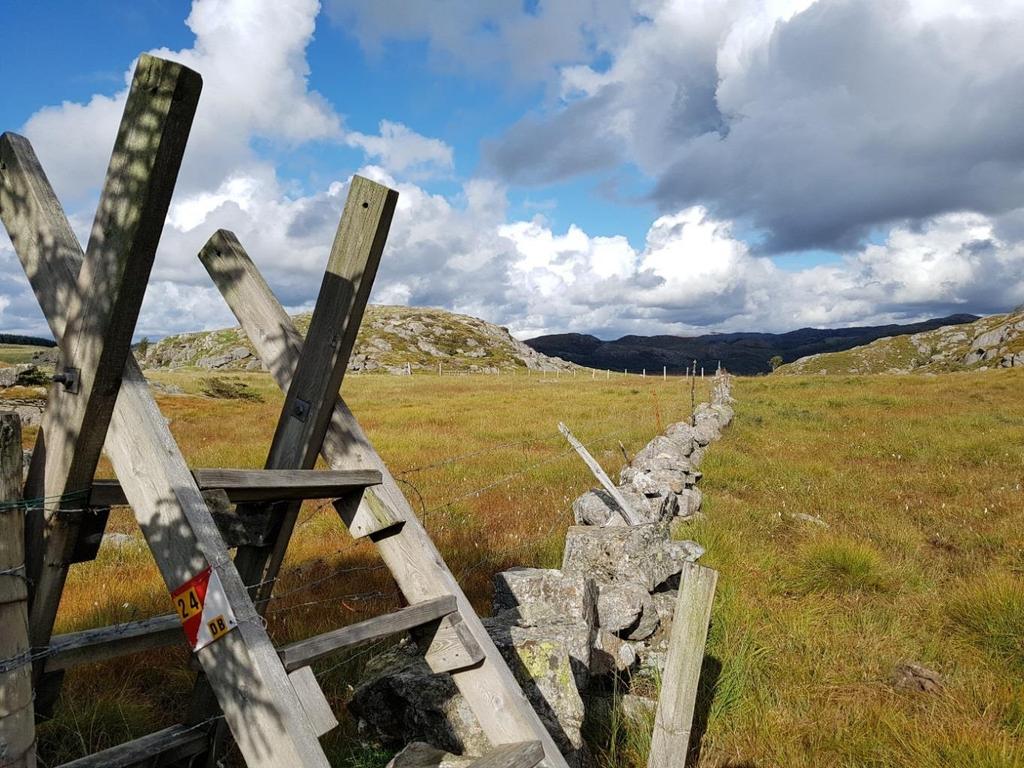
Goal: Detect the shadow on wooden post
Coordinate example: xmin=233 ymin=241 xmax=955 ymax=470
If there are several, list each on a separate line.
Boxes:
xmin=0 ymin=413 xmax=36 ymax=767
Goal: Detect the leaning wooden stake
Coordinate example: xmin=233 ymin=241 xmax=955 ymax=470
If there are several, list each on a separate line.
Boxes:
xmin=557 ymin=422 xmax=640 ymax=525
xmin=0 ymin=413 xmax=36 ymax=767
xmin=647 ymin=562 xmax=718 ymax=768
xmin=0 ymin=122 xmax=331 ymax=767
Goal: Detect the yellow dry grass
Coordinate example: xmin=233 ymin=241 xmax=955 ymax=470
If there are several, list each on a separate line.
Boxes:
xmin=10 ymin=367 xmax=1024 ymax=767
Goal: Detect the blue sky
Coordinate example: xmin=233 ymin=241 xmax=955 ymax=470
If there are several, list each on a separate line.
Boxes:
xmin=2 ymin=0 xmax=1023 ymax=340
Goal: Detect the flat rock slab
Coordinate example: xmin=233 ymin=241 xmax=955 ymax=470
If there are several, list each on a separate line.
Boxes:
xmin=562 ymin=523 xmax=704 ymax=591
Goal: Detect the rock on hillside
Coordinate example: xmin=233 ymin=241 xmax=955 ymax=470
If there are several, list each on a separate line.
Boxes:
xmin=776 ymin=309 xmax=1024 ymax=375
xmin=139 ymin=305 xmax=576 ymax=374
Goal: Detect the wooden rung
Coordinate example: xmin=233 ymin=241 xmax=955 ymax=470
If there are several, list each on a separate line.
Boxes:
xmin=89 ymin=468 xmax=383 ymax=506
xmin=279 ymin=596 xmax=457 ymax=671
xmin=55 ymin=723 xmax=210 ymax=768
xmin=467 ymin=741 xmax=544 ymax=768
xmin=45 ymin=615 xmax=182 ymax=673
xmin=420 ymin=612 xmax=486 ymax=674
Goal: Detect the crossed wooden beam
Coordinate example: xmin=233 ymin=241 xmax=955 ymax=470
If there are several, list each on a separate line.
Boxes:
xmin=0 ymin=53 xmax=567 ymax=768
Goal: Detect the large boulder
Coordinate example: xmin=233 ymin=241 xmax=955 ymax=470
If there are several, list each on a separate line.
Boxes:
xmin=492 ymin=568 xmax=597 ymax=632
xmin=562 ymin=523 xmax=704 ymax=591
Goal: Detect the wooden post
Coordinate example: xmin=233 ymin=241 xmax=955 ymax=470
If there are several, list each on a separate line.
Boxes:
xmin=663 ymin=366 xmax=667 ymax=380
xmin=13 ymin=56 xmax=201 ymax=658
xmin=199 ymin=238 xmax=571 ymax=768
xmin=0 ymin=132 xmax=332 ymax=767
xmin=0 ymin=414 xmax=36 ymax=768
xmin=557 ymin=422 xmax=639 ymax=525
xmin=647 ymin=563 xmax=717 ymax=768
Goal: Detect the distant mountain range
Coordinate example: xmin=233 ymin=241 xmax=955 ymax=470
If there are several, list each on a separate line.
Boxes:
xmin=524 ymin=315 xmax=981 ymax=375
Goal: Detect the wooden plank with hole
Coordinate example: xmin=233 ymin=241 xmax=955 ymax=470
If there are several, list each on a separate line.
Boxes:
xmin=197 ymin=235 xmax=571 ymax=767
xmin=0 ymin=129 xmax=331 ymax=766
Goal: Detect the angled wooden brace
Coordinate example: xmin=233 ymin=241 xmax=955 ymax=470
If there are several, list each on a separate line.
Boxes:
xmin=0 ymin=61 xmax=331 ymax=768
xmin=199 ymin=234 xmax=571 ymax=768
xmin=185 ymin=176 xmax=398 ymax=752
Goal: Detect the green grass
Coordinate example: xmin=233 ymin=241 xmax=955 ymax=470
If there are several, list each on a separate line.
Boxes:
xmin=7 ymin=367 xmax=1024 ymax=767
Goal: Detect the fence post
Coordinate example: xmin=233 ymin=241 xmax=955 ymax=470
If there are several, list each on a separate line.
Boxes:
xmin=0 ymin=413 xmax=36 ymax=768
xmin=647 ymin=562 xmax=717 ymax=768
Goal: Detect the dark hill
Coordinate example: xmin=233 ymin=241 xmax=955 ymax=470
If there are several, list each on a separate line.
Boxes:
xmin=524 ymin=314 xmax=980 ymax=375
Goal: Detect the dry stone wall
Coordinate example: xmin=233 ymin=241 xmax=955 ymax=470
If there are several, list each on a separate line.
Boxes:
xmin=361 ymin=375 xmax=735 ymax=767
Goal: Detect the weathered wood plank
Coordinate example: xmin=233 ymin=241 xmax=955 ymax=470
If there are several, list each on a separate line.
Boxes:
xmin=279 ymin=596 xmax=456 ymax=671
xmin=197 ymin=237 xmax=571 ymax=767
xmin=13 ymin=56 xmax=202 ymax=659
xmin=55 ymin=723 xmax=209 ymax=768
xmin=88 ymin=468 xmax=382 ymax=506
xmin=557 ymin=422 xmax=639 ymax=525
xmin=418 ymin=612 xmax=486 ymax=674
xmin=0 ymin=132 xmax=331 ymax=765
xmin=288 ymin=666 xmax=338 ymax=737
xmin=467 ymin=742 xmax=544 ymax=768
xmin=647 ymin=562 xmax=718 ymax=768
xmin=0 ymin=414 xmax=36 ymax=768
xmin=45 ymin=614 xmax=182 ymax=673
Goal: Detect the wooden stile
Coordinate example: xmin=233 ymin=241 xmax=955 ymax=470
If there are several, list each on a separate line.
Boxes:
xmin=0 ymin=414 xmax=36 ymax=768
xmin=0 ymin=67 xmax=332 ymax=767
xmin=199 ymin=233 xmax=571 ymax=767
xmin=647 ymin=562 xmax=718 ymax=768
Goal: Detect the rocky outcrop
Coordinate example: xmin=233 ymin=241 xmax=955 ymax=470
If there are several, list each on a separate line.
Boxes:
xmin=777 ymin=309 xmax=1024 ymax=376
xmin=139 ymin=305 xmax=577 ymax=374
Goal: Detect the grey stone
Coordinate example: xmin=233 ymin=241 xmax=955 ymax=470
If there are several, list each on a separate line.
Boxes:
xmin=677 ymin=487 xmax=702 ymax=517
xmin=572 ymin=489 xmax=620 ymax=526
xmin=596 ymin=582 xmax=647 ymax=633
xmin=591 ymin=629 xmax=637 ymax=676
xmin=620 ymin=694 xmax=657 ymax=722
xmin=196 ymin=354 xmax=233 ymax=369
xmin=228 ymin=346 xmax=252 ymax=360
xmin=482 ymin=617 xmax=588 ymax=757
xmin=492 ymin=568 xmax=596 ymax=629
xmin=692 ymin=420 xmax=721 ymax=446
xmin=892 ymin=663 xmax=942 ymax=693
xmin=562 ymin=523 xmax=704 ymax=591
xmin=350 ymin=643 xmax=486 ymax=755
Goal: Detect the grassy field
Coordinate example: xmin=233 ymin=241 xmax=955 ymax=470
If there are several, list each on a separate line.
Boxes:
xmin=11 ymin=369 xmax=704 ymax=766
xmin=6 ymin=367 xmax=1024 ymax=767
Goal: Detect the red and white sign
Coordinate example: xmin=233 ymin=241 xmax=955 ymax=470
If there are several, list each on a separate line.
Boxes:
xmin=171 ymin=566 xmax=238 ymax=651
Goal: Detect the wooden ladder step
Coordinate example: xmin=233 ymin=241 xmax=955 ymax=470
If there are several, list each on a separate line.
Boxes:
xmin=279 ymin=595 xmax=457 ymax=670
xmin=45 ymin=596 xmax=465 ymax=675
xmin=46 ymin=615 xmax=182 ymax=673
xmin=468 ymin=741 xmax=545 ymax=768
xmin=55 ymin=723 xmax=210 ymax=768
xmin=89 ymin=468 xmax=382 ymax=506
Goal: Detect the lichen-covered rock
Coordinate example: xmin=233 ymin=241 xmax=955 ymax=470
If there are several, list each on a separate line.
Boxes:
xmin=483 ymin=618 xmax=589 ymax=758
xmin=562 ymin=523 xmax=703 ymax=591
xmin=692 ymin=420 xmax=721 ymax=446
xmin=492 ymin=567 xmax=596 ymax=629
xmin=677 ymin=487 xmax=702 ymax=517
xmin=572 ymin=489 xmax=622 ymax=526
xmin=596 ymin=581 xmax=647 ymax=633
xmin=621 ymin=466 xmax=698 ymax=496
